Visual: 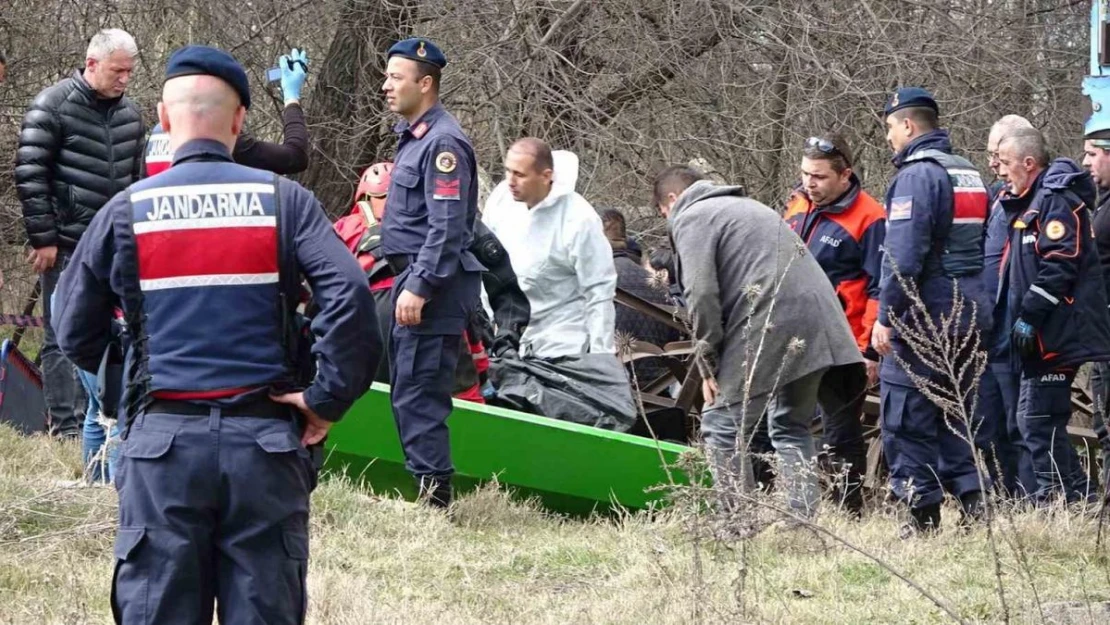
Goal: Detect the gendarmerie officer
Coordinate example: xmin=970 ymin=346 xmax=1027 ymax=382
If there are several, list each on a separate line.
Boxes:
xmin=52 ymin=46 xmax=379 ymax=625
xmin=380 ymin=37 xmax=484 ymax=508
xmin=871 ymin=88 xmax=992 ymax=535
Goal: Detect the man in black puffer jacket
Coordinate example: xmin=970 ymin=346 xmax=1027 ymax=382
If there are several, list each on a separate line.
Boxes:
xmin=15 ymin=28 xmax=145 ymax=438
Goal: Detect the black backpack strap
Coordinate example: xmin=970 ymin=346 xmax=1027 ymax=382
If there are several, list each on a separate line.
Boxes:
xmin=116 ymin=189 xmax=152 ymax=436
xmin=273 ymin=173 xmax=313 ymax=391
xmin=274 ymin=174 xmax=293 ymax=377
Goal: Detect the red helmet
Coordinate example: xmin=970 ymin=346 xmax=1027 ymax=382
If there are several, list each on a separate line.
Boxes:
xmin=355 ymin=162 xmax=393 ymax=201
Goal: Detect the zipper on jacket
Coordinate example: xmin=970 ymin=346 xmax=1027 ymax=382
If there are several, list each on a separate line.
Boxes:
xmin=801 ymin=204 xmax=823 ymax=243
xmin=106 ymin=106 xmax=116 ymax=183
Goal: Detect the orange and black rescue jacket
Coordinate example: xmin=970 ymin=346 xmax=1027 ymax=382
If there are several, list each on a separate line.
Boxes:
xmin=784 ymin=179 xmax=886 ymax=357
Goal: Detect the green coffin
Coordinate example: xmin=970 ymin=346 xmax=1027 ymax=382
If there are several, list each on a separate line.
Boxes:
xmin=323 ymin=383 xmax=694 ymax=515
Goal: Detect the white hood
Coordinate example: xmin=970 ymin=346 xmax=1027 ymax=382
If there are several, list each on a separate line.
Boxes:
xmin=483 ymin=150 xmax=580 ymax=216
xmin=482 ymin=150 xmax=616 ymax=359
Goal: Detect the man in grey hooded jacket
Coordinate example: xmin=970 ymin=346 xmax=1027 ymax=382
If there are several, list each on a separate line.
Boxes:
xmin=654 ymin=165 xmax=864 ymax=518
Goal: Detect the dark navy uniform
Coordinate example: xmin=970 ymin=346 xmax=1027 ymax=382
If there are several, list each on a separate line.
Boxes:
xmin=381 ymin=38 xmax=484 ymax=505
xmin=1003 ymin=158 xmax=1110 ymax=504
xmin=51 ymin=47 xmax=379 ymax=625
xmin=978 ymin=195 xmax=1036 ymax=497
xmin=877 ymin=89 xmax=992 ymax=523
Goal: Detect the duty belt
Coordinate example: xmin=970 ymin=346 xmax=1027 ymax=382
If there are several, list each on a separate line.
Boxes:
xmin=146 ymin=397 xmax=292 ymax=420
xmin=386 ymin=254 xmax=413 ymax=274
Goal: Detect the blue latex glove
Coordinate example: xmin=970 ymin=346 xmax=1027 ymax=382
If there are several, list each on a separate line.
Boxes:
xmin=481 ymin=380 xmax=497 ymax=400
xmin=1011 ymin=318 xmax=1038 ymax=359
xmin=279 ymin=48 xmax=308 ymax=103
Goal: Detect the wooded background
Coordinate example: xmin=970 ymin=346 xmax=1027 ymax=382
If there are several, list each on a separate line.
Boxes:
xmin=0 ymin=0 xmax=1093 ymax=316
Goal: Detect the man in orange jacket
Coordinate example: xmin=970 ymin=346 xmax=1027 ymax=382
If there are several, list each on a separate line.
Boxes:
xmin=784 ymin=133 xmax=886 ymax=515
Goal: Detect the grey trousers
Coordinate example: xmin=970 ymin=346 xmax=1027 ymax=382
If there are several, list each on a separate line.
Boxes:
xmin=41 ymin=249 xmax=85 ymax=437
xmin=1086 ymin=362 xmax=1110 ymax=499
xmin=703 ymin=367 xmax=827 ymax=517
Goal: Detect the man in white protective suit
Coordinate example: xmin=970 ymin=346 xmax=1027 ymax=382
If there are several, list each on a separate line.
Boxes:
xmin=482 ymin=137 xmax=618 ymax=359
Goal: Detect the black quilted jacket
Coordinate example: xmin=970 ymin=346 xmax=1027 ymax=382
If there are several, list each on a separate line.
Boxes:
xmin=15 ymin=70 xmax=145 ymax=249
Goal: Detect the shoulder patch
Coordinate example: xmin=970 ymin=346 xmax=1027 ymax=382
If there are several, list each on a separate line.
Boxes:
xmin=1044 ymin=219 xmax=1066 ymax=241
xmin=435 ymin=151 xmax=457 ymax=174
xmin=433 ymin=175 xmax=460 ymax=201
xmin=889 ymin=196 xmax=913 ymax=221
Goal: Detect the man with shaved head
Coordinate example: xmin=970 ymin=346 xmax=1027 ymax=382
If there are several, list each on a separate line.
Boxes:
xmin=52 ymin=45 xmax=379 ymax=624
xmin=998 ymin=127 xmax=1110 ymax=505
xmin=483 ymin=137 xmax=618 ymax=361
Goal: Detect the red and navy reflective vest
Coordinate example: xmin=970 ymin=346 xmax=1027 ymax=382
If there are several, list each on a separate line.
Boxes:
xmin=128 ymin=153 xmax=286 ymax=399
xmin=142 ymin=123 xmax=172 ymax=178
xmin=784 ymin=181 xmax=886 ymax=354
xmin=902 ymin=149 xmax=990 ymax=277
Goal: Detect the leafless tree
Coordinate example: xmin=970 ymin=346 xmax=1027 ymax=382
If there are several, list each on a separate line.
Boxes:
xmin=0 ymin=0 xmax=1091 ymax=319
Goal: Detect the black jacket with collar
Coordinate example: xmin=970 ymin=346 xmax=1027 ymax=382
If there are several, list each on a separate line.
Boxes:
xmin=15 ymin=70 xmax=145 ymax=249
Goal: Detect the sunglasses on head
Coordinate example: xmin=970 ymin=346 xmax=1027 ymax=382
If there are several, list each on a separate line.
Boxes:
xmin=805 ymin=137 xmax=852 ymax=167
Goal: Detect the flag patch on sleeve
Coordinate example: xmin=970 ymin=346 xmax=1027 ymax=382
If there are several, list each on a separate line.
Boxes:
xmin=889 ymin=196 xmax=913 ymax=221
xmin=433 ymin=176 xmax=460 ymax=200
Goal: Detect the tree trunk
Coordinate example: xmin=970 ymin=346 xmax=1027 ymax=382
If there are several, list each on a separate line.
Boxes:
xmin=301 ymin=0 xmax=412 ymax=216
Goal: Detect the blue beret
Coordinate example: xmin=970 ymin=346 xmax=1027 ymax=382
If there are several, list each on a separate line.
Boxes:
xmin=883 ymin=87 xmax=938 ymax=118
xmin=387 ymin=38 xmax=447 ymax=69
xmin=165 ymin=45 xmax=251 ymax=109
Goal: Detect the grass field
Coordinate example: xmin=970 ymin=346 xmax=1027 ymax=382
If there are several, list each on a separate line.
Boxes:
xmin=0 ymin=424 xmax=1108 ymax=624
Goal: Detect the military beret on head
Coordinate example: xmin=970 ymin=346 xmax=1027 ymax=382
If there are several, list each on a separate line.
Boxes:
xmin=387 ymin=37 xmax=447 ymax=69
xmin=883 ymin=87 xmax=938 ymax=118
xmin=165 ymin=45 xmax=251 ymax=110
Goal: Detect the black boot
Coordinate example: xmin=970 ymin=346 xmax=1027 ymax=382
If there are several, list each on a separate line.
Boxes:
xmin=959 ymin=490 xmax=985 ymax=527
xmin=838 ymin=479 xmax=865 ymax=520
xmin=900 ymin=503 xmax=941 ymax=539
xmin=827 ymin=453 xmax=866 ymax=519
xmin=417 ymin=474 xmax=452 ymax=509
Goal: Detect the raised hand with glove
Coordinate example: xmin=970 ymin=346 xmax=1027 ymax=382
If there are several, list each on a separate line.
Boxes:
xmin=279 ymin=48 xmax=308 ymax=105
xmin=1011 ymin=318 xmax=1039 ymax=360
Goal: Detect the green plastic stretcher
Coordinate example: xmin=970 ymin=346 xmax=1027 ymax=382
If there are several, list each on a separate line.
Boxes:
xmin=323 ymin=383 xmax=695 ymax=515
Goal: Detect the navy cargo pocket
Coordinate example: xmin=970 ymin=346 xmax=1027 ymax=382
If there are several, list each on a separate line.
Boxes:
xmin=122 ymin=431 xmax=174 ymax=460
xmin=282 ymin=526 xmax=309 ymax=625
xmin=392 ymin=330 xmax=421 ymax=380
xmin=412 ymin=335 xmax=448 ymax=383
xmin=111 ymin=527 xmax=148 ymax=624
xmin=257 ymin=427 xmax=317 ymax=492
xmin=256 ymin=430 xmax=301 ymax=454
xmin=1027 ymin=376 xmax=1072 ymax=418
xmin=880 ymin=384 xmax=906 ymax=433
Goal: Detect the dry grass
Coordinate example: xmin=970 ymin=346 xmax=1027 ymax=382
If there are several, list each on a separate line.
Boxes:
xmin=0 ymin=424 xmax=1108 ymax=624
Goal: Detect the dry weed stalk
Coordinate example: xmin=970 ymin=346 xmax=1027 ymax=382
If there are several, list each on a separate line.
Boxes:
xmin=884 ymin=261 xmax=1014 ymax=622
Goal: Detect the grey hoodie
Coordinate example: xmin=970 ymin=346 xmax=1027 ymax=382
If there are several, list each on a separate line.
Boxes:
xmin=668 ymin=181 xmax=862 ymax=404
